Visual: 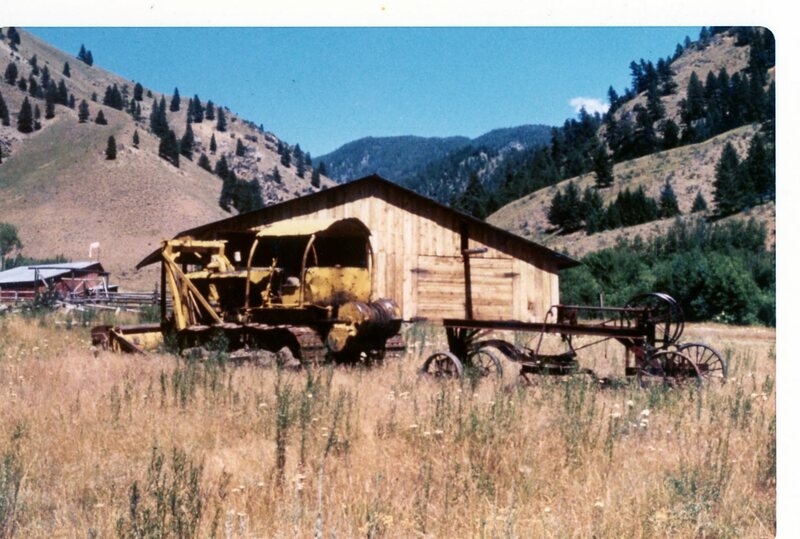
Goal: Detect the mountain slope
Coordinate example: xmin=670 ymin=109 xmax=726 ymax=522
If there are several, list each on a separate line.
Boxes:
xmin=0 ymin=28 xmax=334 ymax=288
xmin=315 ymin=124 xmax=551 ymax=186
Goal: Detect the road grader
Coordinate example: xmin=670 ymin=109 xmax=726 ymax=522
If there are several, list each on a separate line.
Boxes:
xmin=91 ymin=218 xmax=402 ymax=363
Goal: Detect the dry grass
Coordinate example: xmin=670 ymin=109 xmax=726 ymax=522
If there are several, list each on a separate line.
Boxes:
xmin=0 ymin=314 xmax=775 ymax=537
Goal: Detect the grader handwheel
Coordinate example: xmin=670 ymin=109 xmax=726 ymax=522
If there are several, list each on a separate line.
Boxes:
xmin=625 ymin=293 xmax=685 ymax=348
xmin=420 ymin=351 xmax=464 ymax=379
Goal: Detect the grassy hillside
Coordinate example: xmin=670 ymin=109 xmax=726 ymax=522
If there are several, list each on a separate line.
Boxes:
xmin=0 ymin=28 xmax=334 ymax=289
xmin=486 ymin=124 xmax=774 ymax=256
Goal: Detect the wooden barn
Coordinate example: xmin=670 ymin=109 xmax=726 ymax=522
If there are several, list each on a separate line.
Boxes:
xmin=138 ymin=175 xmax=578 ymax=322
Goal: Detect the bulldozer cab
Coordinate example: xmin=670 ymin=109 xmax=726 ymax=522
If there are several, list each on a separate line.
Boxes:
xmin=245 ymin=218 xmax=373 ymax=311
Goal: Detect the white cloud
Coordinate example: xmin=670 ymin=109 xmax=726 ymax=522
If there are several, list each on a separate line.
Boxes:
xmin=569 ymin=97 xmax=609 ymax=115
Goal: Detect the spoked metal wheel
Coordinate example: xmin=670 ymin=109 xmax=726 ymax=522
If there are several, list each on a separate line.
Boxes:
xmin=420 ymin=351 xmax=464 ymax=379
xmin=467 ymin=347 xmax=504 ymax=379
xmin=639 ymin=350 xmax=702 ymax=388
xmin=625 ymin=293 xmax=685 ymax=348
xmin=678 ymin=343 xmax=727 ymax=383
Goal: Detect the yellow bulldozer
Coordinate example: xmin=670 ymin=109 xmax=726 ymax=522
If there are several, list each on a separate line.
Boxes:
xmin=92 ymin=218 xmax=402 ymax=363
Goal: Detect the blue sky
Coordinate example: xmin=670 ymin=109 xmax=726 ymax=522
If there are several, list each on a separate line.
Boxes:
xmin=30 ymin=27 xmax=700 ymax=156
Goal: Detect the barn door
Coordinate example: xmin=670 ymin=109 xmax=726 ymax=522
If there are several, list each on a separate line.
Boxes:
xmin=414 ymin=255 xmax=514 ymax=321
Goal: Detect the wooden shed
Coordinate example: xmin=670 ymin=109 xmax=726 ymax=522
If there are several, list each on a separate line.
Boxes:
xmin=138 ymin=175 xmax=578 ymax=322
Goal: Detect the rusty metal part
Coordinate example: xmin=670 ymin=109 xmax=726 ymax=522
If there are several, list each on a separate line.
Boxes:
xmin=420 ymin=351 xmax=464 ymax=378
xmin=467 ymin=347 xmax=504 ymax=379
xmin=638 ymin=350 xmax=701 ymax=388
xmin=677 ymin=342 xmax=727 ymax=382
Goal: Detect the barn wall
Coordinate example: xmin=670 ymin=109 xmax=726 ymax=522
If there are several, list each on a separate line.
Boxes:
xmin=254 ymin=183 xmax=561 ymax=322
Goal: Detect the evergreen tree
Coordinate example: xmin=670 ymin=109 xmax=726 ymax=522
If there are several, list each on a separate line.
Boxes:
xmin=4 ymin=62 xmax=18 ymax=85
xmin=205 ymin=100 xmax=215 ymax=120
xmin=68 ymin=94 xmax=76 ymax=109
xmin=745 ymin=134 xmax=774 ymax=203
xmin=658 ymin=180 xmax=681 ymax=218
xmin=691 ymin=191 xmax=708 ymax=213
xmin=453 ymin=173 xmax=489 ymax=219
xmin=29 ymin=54 xmax=39 ymax=75
xmin=45 ymin=91 xmax=56 ymax=119
xmin=311 ymin=167 xmax=321 ymax=188
xmin=170 ymin=88 xmax=181 ymax=112
xmin=215 ymin=155 xmax=229 ymax=179
xmin=57 ymin=79 xmax=69 ymax=105
xmin=180 ymin=123 xmax=195 ymax=159
xmin=219 ymin=170 xmax=237 ymax=211
xmin=27 ymin=75 xmax=39 ymax=98
xmin=78 ymin=100 xmax=90 ymax=123
xmin=132 ymin=130 xmax=140 ymax=148
xmin=198 ymin=153 xmax=212 ymax=171
xmin=95 ymin=110 xmax=107 ymax=125
xmin=209 ymin=133 xmax=217 ymax=154
xmin=91 ymin=92 xmax=97 ymax=102
xmin=17 ymin=97 xmax=33 ymax=134
xmin=317 ymin=161 xmax=327 ymax=176
xmin=40 ymin=66 xmax=51 ymax=90
xmin=660 ymin=119 xmax=681 ymax=150
xmin=149 ymin=97 xmax=168 ymax=138
xmin=106 ymin=136 xmax=117 ymax=160
xmin=158 ymin=130 xmax=180 ymax=167
xmin=235 ymin=139 xmax=246 ymax=157
xmin=33 ymin=104 xmax=41 ymax=131
xmin=77 ymin=44 xmax=87 ymax=63
xmin=296 ymin=156 xmax=306 ymax=178
xmin=17 ymin=77 xmax=26 ymax=92
xmin=713 ymin=142 xmax=741 ymax=216
xmin=592 ymin=146 xmax=614 ymax=188
xmin=63 ymin=62 xmax=71 ymax=78
xmin=547 ymin=182 xmax=583 ymax=232
xmin=192 ymin=95 xmax=203 ymax=123
xmin=103 ymin=84 xmax=123 ymax=110
xmin=6 ymin=27 xmax=20 ymax=48
xmin=271 ymin=166 xmax=282 ymax=184
xmin=133 ymin=82 xmax=144 ymax=101
xmin=280 ymin=145 xmax=292 ymax=167
xmin=216 ymin=107 xmax=227 ymax=132
xmin=0 ymin=91 xmax=9 ymax=126
xmin=85 ymin=51 xmax=94 ymax=67
xmin=581 ymin=186 xmax=605 ymax=234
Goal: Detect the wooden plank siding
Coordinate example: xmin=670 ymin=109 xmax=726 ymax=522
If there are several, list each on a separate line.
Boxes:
xmin=155 ymin=176 xmax=575 ymax=323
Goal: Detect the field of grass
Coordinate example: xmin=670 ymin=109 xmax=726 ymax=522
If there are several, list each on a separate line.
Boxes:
xmin=0 ymin=313 xmax=775 ymax=537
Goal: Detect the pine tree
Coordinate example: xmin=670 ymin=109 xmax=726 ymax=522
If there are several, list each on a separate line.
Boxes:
xmin=660 ymin=119 xmax=680 ymax=150
xmin=548 ymin=182 xmax=583 ymax=232
xmin=4 ymin=62 xmax=18 ymax=85
xmin=158 ymin=130 xmax=180 ymax=167
xmin=280 ymin=145 xmax=291 ymax=167
xmin=170 ymin=88 xmax=181 ymax=112
xmin=745 ymin=134 xmax=774 ymax=203
xmin=16 ymin=77 xmax=26 ymax=92
xmin=29 ymin=54 xmax=39 ymax=75
xmin=0 ymin=91 xmax=9 ymax=126
xmin=235 ymin=139 xmax=246 ymax=157
xmin=40 ymin=66 xmax=51 ymax=90
xmin=215 ymin=156 xmax=229 ymax=179
xmin=68 ymin=94 xmax=76 ymax=109
xmin=691 ymin=191 xmax=708 ymax=212
xmin=192 ymin=95 xmax=203 ymax=123
xmin=106 ymin=136 xmax=117 ymax=160
xmin=713 ymin=142 xmax=741 ymax=216
xmin=209 ymin=133 xmax=217 ymax=154
xmin=57 ymin=79 xmax=69 ymax=106
xmin=296 ymin=156 xmax=306 ymax=178
xmin=205 ymin=100 xmax=215 ymax=120
xmin=317 ymin=161 xmax=327 ymax=176
xmin=593 ymin=146 xmax=614 ymax=188
xmin=85 ymin=51 xmax=94 ymax=67
xmin=271 ymin=166 xmax=282 ymax=184
xmin=198 ymin=153 xmax=212 ymax=171
xmin=17 ymin=97 xmax=33 ymax=134
xmin=216 ymin=107 xmax=227 ymax=132
xmin=6 ymin=28 xmax=20 ymax=48
xmin=45 ymin=91 xmax=55 ymax=119
xmin=581 ymin=186 xmax=605 ymax=234
xmin=133 ymin=82 xmax=144 ymax=101
xmin=78 ymin=44 xmax=87 ymax=63
xmin=63 ymin=62 xmax=71 ymax=78
xmin=33 ymin=104 xmax=41 ymax=131
xmin=311 ymin=167 xmax=321 ymax=188
xmin=149 ymin=97 xmax=168 ymax=138
xmin=180 ymin=123 xmax=194 ymax=159
xmin=27 ymin=75 xmax=39 ymax=98
xmin=219 ymin=170 xmax=237 ymax=211
xmin=658 ymin=180 xmax=681 ymax=218
xmin=78 ymin=100 xmax=90 ymax=123
xmin=95 ymin=110 xmax=107 ymax=125
xmin=132 ymin=130 xmax=140 ymax=148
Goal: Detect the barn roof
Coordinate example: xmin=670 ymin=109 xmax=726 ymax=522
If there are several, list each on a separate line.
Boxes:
xmin=0 ymin=261 xmax=105 ymax=286
xmin=136 ymin=175 xmax=579 ymax=270
xmin=254 ymin=217 xmax=371 ymax=238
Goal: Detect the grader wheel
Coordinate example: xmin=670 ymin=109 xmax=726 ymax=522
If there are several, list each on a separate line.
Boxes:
xmin=467 ymin=347 xmax=504 ymax=379
xmin=420 ymin=351 xmax=464 ymax=379
xmin=678 ymin=343 xmax=727 ymax=383
xmin=638 ymin=350 xmax=701 ymax=388
xmin=626 ymin=293 xmax=685 ymax=348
